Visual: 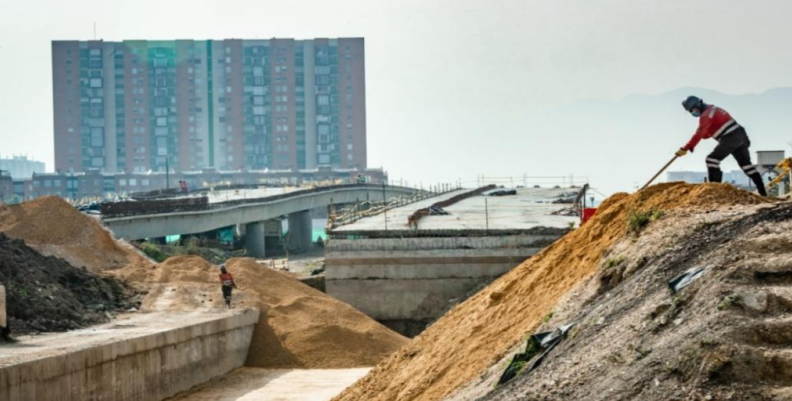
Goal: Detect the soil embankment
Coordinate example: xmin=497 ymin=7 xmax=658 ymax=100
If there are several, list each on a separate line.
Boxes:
xmin=333 ymin=183 xmax=768 ymax=401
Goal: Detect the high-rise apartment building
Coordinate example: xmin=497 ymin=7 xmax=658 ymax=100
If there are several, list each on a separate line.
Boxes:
xmin=52 ymin=38 xmax=367 ymax=174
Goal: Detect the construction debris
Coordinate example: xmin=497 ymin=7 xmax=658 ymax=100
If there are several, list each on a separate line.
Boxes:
xmin=0 ymin=232 xmax=133 ymax=335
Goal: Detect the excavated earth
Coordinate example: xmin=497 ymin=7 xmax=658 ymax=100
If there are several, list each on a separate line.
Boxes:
xmin=458 ymin=201 xmax=792 ymax=401
xmin=334 ymin=183 xmax=775 ymax=401
xmin=0 ymin=233 xmax=133 ymax=335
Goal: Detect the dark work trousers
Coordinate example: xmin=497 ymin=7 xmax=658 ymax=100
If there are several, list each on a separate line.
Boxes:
xmin=705 ymin=127 xmax=767 ymax=196
xmin=222 ymin=285 xmax=233 ymax=307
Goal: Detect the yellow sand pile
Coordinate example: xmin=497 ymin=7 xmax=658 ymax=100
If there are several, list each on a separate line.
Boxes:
xmin=0 ymin=196 xmax=145 ymax=273
xmin=333 ymin=183 xmax=769 ymax=401
xmin=115 ymin=255 xmax=408 ymax=368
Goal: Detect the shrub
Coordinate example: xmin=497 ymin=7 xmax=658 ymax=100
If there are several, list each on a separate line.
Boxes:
xmin=627 ymin=208 xmax=663 ymax=235
xmin=140 ymin=242 xmax=166 ymax=262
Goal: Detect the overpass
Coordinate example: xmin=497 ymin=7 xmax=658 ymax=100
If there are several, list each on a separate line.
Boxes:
xmin=102 ymin=184 xmax=426 ymax=257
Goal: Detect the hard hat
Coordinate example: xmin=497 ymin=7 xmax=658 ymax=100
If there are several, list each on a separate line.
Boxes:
xmin=682 ymin=96 xmax=705 ymax=112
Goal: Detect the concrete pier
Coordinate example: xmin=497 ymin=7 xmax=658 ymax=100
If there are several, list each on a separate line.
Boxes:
xmin=245 ymin=221 xmax=266 ymax=258
xmin=0 ymin=309 xmax=259 ymax=401
xmin=287 ymin=210 xmax=313 ymax=252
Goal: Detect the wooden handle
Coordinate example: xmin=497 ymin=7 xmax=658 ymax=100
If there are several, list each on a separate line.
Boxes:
xmin=640 ymin=155 xmax=678 ymax=191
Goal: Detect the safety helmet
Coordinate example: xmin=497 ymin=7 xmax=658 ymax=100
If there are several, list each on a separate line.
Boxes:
xmin=682 ymin=96 xmax=706 ymax=113
xmin=220 ymin=264 xmax=226 ymax=272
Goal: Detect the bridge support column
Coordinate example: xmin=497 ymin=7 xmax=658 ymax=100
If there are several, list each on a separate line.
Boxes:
xmin=287 ymin=210 xmax=313 ymax=252
xmin=245 ymin=221 xmax=266 ymax=258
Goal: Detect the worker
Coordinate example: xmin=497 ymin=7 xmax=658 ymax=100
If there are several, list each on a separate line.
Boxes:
xmin=218 ymin=264 xmax=237 ymax=309
xmin=676 ymin=96 xmax=767 ymax=196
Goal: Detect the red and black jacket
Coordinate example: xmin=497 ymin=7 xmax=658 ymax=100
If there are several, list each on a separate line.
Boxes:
xmin=682 ymin=105 xmax=741 ymax=151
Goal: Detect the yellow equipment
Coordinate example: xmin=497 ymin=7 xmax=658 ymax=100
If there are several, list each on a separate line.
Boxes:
xmin=767 ymin=157 xmax=792 ymax=189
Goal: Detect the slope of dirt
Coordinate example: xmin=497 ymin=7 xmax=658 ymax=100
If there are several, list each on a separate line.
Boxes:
xmin=0 ymin=196 xmax=139 ymax=273
xmin=333 ymin=183 xmax=769 ymax=401
xmin=0 ymin=232 xmax=133 ymax=335
xmin=478 ymin=201 xmax=792 ymax=401
xmin=113 ymin=255 xmax=409 ymax=368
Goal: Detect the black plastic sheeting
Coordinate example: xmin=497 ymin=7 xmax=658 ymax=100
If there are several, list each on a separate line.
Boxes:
xmin=668 ymin=266 xmax=707 ymax=294
xmin=497 ymin=323 xmax=575 ymax=386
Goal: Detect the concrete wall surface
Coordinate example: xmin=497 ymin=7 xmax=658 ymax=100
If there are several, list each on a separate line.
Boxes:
xmin=0 ymin=285 xmax=5 ymax=328
xmin=325 ymin=234 xmax=564 ymax=329
xmin=0 ymin=309 xmax=259 ymax=401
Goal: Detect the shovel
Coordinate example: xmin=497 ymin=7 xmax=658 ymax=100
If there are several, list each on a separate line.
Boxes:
xmin=640 ymin=155 xmax=678 ymax=191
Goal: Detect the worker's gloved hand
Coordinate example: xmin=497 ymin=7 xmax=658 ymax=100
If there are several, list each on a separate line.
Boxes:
xmin=675 ymin=149 xmax=688 ymax=157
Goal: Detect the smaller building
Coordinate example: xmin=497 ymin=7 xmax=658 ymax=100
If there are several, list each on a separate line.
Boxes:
xmin=667 ymin=170 xmax=751 ymax=187
xmin=0 ymin=155 xmax=45 ymax=179
xmin=0 ymin=172 xmax=13 ymax=203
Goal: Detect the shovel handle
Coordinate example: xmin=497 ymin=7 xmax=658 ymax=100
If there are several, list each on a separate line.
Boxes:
xmin=640 ymin=155 xmax=678 ymax=191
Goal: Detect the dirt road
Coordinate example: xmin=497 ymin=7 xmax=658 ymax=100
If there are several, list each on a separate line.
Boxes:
xmin=170 ymin=368 xmax=370 ymax=401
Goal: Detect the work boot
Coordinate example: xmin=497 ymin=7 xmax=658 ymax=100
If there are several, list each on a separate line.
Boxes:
xmin=748 ymin=173 xmax=768 ymax=197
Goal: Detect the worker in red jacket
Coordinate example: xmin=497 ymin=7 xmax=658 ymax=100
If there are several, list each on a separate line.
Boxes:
xmin=675 ymin=96 xmax=767 ymax=196
xmin=219 ymin=264 xmax=237 ymax=309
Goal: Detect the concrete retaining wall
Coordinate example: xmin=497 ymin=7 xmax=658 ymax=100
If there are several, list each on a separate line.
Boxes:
xmin=0 ymin=309 xmax=259 ymax=401
xmin=0 ymin=285 xmax=5 ymax=329
xmin=326 ymin=234 xmax=563 ymax=335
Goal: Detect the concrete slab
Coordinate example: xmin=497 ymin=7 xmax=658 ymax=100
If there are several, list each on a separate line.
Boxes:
xmin=333 ymin=187 xmax=580 ymax=232
xmin=169 ymin=367 xmax=370 ymax=401
xmin=206 ymin=188 xmax=301 ymax=204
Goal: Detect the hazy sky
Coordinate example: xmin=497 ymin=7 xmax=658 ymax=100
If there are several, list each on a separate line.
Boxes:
xmin=1 ymin=0 xmax=791 ymax=194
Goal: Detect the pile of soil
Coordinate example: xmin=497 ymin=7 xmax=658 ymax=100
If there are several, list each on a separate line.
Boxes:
xmin=477 ymin=201 xmax=792 ymax=400
xmin=113 ymin=255 xmax=408 ymax=368
xmin=333 ymin=183 xmax=769 ymax=401
xmin=0 ymin=196 xmax=137 ymax=273
xmin=0 ymin=232 xmax=133 ymax=335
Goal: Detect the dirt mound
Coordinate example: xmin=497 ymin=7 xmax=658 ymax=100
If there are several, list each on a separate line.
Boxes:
xmin=115 ymin=255 xmax=408 ymax=368
xmin=0 ymin=232 xmax=133 ymax=335
xmin=0 ymin=196 xmax=134 ymax=273
xmin=333 ymin=183 xmax=769 ymax=401
xmin=479 ymin=202 xmax=792 ymax=400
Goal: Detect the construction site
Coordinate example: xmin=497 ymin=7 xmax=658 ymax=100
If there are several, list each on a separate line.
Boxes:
xmin=1 ymin=171 xmax=792 ymax=400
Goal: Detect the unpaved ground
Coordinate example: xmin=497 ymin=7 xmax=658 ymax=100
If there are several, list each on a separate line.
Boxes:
xmin=449 ymin=201 xmax=792 ymax=400
xmin=168 ymin=368 xmax=370 ymax=401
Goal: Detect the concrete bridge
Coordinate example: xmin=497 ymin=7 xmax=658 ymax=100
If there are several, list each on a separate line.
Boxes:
xmin=102 ymin=184 xmax=422 ymax=257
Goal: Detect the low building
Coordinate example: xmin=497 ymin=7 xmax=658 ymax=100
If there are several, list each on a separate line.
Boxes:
xmin=0 ymin=155 xmax=45 ymax=180
xmin=667 ymin=170 xmax=751 ymax=187
xmin=325 ymin=186 xmax=583 ymax=336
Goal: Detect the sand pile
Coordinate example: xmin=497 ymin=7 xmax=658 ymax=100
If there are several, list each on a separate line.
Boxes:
xmin=333 ymin=183 xmax=769 ymax=401
xmin=115 ymin=255 xmax=408 ymax=368
xmin=0 ymin=196 xmax=136 ymax=273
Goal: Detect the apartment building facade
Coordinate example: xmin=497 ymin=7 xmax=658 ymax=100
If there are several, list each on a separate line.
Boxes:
xmin=52 ymin=38 xmax=367 ymax=174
